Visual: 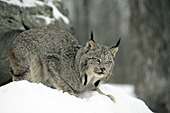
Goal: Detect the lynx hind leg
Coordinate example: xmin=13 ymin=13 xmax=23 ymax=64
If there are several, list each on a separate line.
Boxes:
xmin=11 ymin=55 xmax=42 ymax=82
xmin=44 ymin=55 xmax=78 ymax=97
xmin=10 ymin=46 xmax=30 ymax=81
xmin=10 ymin=45 xmax=42 ymax=82
xmin=28 ymin=54 xmax=42 ymax=83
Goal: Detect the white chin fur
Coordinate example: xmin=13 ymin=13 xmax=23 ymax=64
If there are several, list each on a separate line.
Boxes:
xmin=84 ymin=69 xmax=105 ymax=86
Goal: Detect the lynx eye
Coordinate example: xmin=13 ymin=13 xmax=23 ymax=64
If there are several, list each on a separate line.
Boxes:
xmin=106 ymin=60 xmax=112 ymax=64
xmin=95 ymin=58 xmax=101 ymax=63
xmin=92 ymin=57 xmax=101 ymax=63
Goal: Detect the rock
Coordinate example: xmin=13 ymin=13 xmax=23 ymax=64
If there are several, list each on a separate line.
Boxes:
xmin=53 ymin=1 xmax=69 ymax=17
xmin=0 ymin=29 xmax=22 ymax=85
xmin=0 ymin=0 xmax=74 ymax=86
xmin=0 ymin=1 xmax=24 ymax=30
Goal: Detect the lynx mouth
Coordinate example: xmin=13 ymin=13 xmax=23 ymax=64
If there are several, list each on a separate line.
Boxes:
xmin=95 ymin=72 xmax=105 ymax=76
xmin=96 ymin=72 xmax=104 ymax=75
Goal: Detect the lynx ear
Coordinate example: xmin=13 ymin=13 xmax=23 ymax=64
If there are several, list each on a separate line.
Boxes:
xmin=84 ymin=31 xmax=98 ymax=52
xmin=110 ymin=38 xmax=121 ymax=58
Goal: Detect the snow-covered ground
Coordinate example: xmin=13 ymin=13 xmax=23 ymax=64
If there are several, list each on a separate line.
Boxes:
xmin=0 ymin=81 xmax=152 ymax=113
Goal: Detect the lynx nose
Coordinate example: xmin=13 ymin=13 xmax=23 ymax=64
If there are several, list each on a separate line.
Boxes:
xmin=100 ymin=68 xmax=106 ymax=72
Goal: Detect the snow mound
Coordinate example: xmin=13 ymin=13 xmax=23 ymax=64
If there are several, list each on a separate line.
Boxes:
xmin=0 ymin=81 xmax=152 ymax=113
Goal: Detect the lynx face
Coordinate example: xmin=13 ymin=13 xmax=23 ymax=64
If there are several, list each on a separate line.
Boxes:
xmin=82 ymin=46 xmax=115 ymax=86
xmin=86 ymin=47 xmax=114 ymax=76
xmin=80 ymin=32 xmax=120 ymax=88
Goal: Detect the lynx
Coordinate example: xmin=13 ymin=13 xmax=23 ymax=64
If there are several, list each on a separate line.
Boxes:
xmin=10 ymin=26 xmax=120 ymax=102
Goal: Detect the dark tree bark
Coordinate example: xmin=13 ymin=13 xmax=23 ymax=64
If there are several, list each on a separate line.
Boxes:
xmin=129 ymin=0 xmax=170 ymax=112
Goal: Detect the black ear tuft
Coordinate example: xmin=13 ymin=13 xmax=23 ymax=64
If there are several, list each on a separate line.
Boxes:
xmin=110 ymin=38 xmax=121 ymax=58
xmin=112 ymin=38 xmax=121 ymax=48
xmin=84 ymin=31 xmax=98 ymax=52
xmin=115 ymin=38 xmax=121 ymax=47
xmin=90 ymin=31 xmax=95 ymax=42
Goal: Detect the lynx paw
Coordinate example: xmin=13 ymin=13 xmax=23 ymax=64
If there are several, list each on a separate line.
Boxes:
xmin=107 ymin=94 xmax=116 ymax=103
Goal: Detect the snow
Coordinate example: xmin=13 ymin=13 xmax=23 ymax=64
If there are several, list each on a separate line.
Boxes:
xmin=47 ymin=0 xmax=70 ymax=24
xmin=112 ymin=84 xmax=136 ymax=97
xmin=34 ymin=15 xmax=55 ymax=25
xmin=0 ymin=81 xmax=153 ymax=113
xmin=1 ymin=0 xmax=70 ymax=24
xmin=1 ymin=0 xmax=44 ymax=7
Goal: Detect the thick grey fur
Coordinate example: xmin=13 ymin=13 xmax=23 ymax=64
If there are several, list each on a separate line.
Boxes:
xmin=10 ymin=26 xmax=119 ymax=101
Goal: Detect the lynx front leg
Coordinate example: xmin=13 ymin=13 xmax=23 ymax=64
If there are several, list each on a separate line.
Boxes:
xmin=44 ymin=55 xmax=79 ymax=97
xmin=96 ymin=88 xmax=116 ymax=103
xmin=52 ymin=77 xmax=79 ymax=98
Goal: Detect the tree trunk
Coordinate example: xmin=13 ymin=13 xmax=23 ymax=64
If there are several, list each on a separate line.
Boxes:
xmin=129 ymin=0 xmax=170 ymax=112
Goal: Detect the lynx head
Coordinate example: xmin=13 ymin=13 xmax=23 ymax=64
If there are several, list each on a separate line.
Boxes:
xmin=78 ymin=31 xmax=120 ymax=89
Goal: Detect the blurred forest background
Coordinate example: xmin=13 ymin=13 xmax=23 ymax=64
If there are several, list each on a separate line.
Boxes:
xmin=0 ymin=0 xmax=169 ymax=113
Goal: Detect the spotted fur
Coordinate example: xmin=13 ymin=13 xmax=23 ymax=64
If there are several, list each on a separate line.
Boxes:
xmin=10 ymin=26 xmax=120 ymax=102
